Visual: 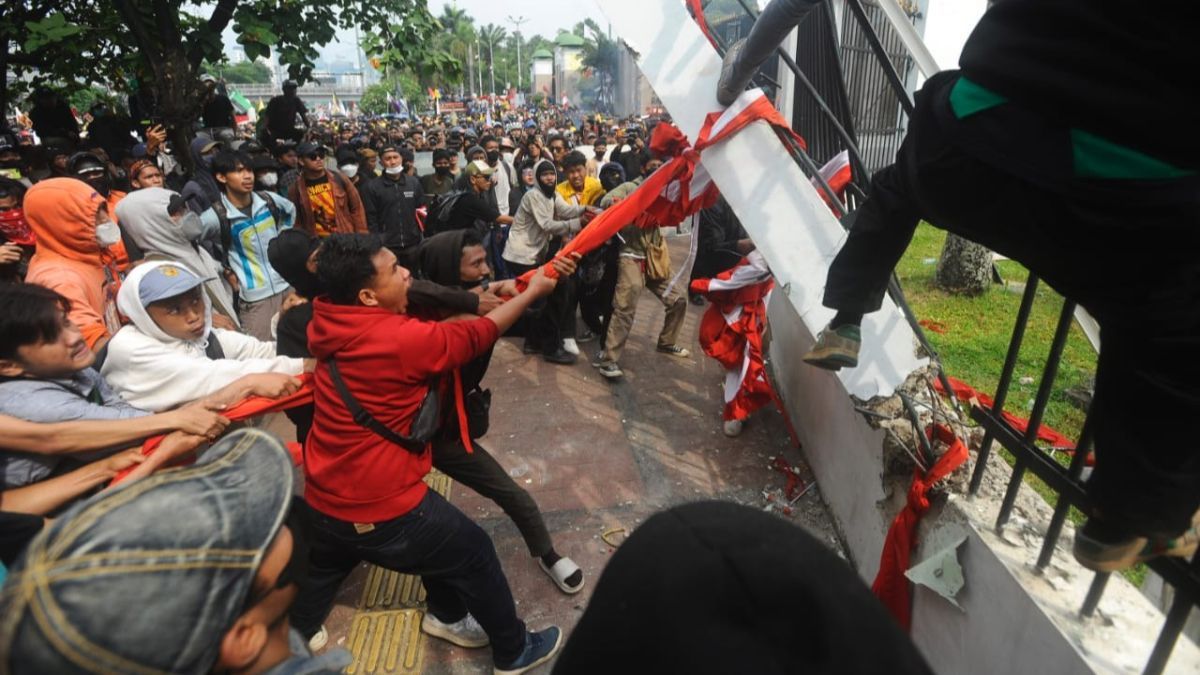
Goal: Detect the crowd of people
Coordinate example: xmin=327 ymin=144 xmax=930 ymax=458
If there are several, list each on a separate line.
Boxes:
xmin=3 ymin=0 xmax=1192 ymax=671
xmin=0 ymin=73 xmax=759 ymax=674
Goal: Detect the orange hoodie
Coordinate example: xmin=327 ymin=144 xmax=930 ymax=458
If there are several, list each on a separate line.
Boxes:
xmin=24 ymin=178 xmax=123 ymax=350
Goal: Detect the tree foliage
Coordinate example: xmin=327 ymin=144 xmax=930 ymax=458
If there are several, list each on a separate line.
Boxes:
xmin=212 ymin=59 xmax=273 ymax=84
xmin=2 ymin=0 xmax=455 ymax=168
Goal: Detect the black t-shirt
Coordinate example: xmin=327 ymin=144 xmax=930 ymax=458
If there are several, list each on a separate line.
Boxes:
xmin=442 ymin=190 xmax=500 ymax=234
xmin=201 ymin=95 xmax=236 ymax=129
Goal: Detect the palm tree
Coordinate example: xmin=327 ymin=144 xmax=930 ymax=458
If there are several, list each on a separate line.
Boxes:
xmin=573 ymin=19 xmax=620 ymax=112
xmin=438 ymin=5 xmax=476 ymax=95
xmin=478 ymin=23 xmax=507 ymax=95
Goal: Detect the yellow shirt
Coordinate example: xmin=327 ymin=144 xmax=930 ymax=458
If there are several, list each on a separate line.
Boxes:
xmin=556 ymin=176 xmax=605 ymax=207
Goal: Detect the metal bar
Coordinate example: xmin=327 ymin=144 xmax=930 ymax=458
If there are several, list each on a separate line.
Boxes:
xmin=873 ymin=0 xmax=940 ymax=77
xmin=844 ymin=0 xmax=916 ymax=117
xmin=1080 ymin=572 xmax=1110 ymax=618
xmin=1143 ymin=553 xmax=1200 ymax=675
xmin=969 ymin=276 xmax=1040 ymax=495
xmin=898 ymin=391 xmax=934 ymax=466
xmin=970 ymin=409 xmax=1092 ymax=509
xmin=729 ymin=0 xmax=870 ymax=178
xmin=1036 ymin=416 xmax=1094 ymax=571
xmin=995 ymin=300 xmax=1077 ymax=529
xmin=886 ymin=275 xmax=962 ymax=416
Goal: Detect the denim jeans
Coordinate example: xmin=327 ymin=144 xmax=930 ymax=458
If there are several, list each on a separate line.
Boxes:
xmin=290 ymin=490 xmax=527 ymax=663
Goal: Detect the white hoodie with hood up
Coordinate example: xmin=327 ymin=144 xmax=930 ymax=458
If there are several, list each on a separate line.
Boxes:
xmin=101 ymin=261 xmax=304 ymax=411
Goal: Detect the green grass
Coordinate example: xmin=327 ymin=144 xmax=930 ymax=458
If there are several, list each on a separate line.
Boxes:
xmin=895 ymin=226 xmax=1150 ymax=586
xmin=896 ymin=224 xmax=1096 ymax=446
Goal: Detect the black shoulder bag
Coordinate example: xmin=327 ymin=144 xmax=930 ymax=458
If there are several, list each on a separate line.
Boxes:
xmin=326 ymin=357 xmax=441 ymax=454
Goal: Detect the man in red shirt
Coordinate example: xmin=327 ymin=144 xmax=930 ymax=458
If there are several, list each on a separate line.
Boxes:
xmin=292 ymin=233 xmax=575 ymax=674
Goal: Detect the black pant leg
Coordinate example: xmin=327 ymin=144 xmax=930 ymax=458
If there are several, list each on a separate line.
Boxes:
xmin=433 ymin=437 xmax=554 ymax=557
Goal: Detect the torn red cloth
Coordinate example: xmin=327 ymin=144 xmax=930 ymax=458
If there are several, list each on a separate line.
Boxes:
xmin=933 ymin=375 xmax=1076 ymax=450
xmin=692 ymin=252 xmax=776 ymax=422
xmin=871 ymin=424 xmax=969 ymax=630
xmin=110 ymin=375 xmax=316 ymax=486
xmin=515 ymin=90 xmax=803 ymax=290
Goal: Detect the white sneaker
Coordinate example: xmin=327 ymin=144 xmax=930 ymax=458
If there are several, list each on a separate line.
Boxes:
xmin=422 ymin=612 xmax=490 ymax=648
xmin=723 ymin=419 xmax=745 ymax=437
xmin=562 ymin=338 xmax=580 ymax=356
xmin=307 ymin=625 xmax=328 ymax=652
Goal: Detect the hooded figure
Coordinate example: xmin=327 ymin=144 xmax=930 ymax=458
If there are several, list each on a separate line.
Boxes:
xmin=101 ymin=260 xmax=304 ymax=411
xmin=23 ymin=178 xmax=123 ymax=350
xmin=180 ymin=137 xmax=223 ymax=214
xmin=115 ymin=187 xmax=239 ymax=327
xmin=502 ymin=159 xmax=586 ymax=267
xmin=598 ymin=161 xmax=626 ymax=193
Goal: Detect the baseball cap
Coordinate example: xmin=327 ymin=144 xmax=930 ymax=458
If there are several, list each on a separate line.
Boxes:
xmin=137 ymin=263 xmax=209 ymax=306
xmin=0 ymin=429 xmax=295 ymax=674
xmin=296 ymin=141 xmax=323 ymax=157
xmin=464 ymin=159 xmax=495 ymax=178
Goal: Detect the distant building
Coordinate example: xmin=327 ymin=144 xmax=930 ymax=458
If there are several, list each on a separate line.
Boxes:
xmin=613 ymin=40 xmax=662 ymax=117
xmin=530 ymin=48 xmax=553 ymax=99
xmin=553 ymin=32 xmax=586 ymax=107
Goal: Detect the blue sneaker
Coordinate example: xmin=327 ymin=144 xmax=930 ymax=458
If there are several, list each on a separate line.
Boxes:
xmin=493 ymin=626 xmax=563 ymax=675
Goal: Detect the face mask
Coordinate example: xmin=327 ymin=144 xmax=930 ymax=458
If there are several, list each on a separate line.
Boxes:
xmin=95 ymin=219 xmax=121 ymax=248
xmin=0 ymin=208 xmax=34 ymax=246
xmin=502 ymin=152 xmax=515 ymax=165
xmin=177 ymin=211 xmax=205 ymax=242
xmin=259 ymin=171 xmax=278 ymax=187
xmin=435 ymin=166 xmax=451 ymax=176
xmin=340 ymin=164 xmax=359 ymax=178
xmin=384 ymin=165 xmax=404 ymax=175
xmin=85 ymin=174 xmax=112 ymax=198
xmin=601 ymin=174 xmax=623 ymax=192
xmin=486 ymin=150 xmax=500 ymax=165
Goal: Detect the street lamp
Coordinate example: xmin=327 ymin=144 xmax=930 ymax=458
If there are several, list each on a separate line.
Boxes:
xmin=507 ymin=15 xmax=528 ymax=91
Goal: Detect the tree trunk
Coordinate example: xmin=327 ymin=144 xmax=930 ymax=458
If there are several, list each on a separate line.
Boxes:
xmin=935 ymin=233 xmax=992 ymax=296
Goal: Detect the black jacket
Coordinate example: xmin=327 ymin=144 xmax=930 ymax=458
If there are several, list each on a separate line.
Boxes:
xmin=959 ymin=0 xmax=1198 ymax=170
xmin=360 ymin=173 xmax=427 ymax=251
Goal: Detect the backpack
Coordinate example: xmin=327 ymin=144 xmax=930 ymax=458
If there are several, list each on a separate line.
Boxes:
xmin=430 ymin=189 xmax=470 ymax=228
xmin=211 ymin=191 xmax=283 ymax=264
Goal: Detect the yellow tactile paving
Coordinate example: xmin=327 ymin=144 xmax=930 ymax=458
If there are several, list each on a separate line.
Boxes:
xmin=345 ymin=469 xmax=453 ymax=671
xmin=345 ymin=610 xmax=425 ymax=675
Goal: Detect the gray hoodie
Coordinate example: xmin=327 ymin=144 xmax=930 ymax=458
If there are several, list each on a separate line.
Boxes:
xmin=502 ymin=159 xmax=586 ymax=266
xmin=115 ymin=187 xmax=239 ymax=326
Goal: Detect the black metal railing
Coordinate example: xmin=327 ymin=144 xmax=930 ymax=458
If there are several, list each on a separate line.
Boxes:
xmin=693 ymin=0 xmax=1200 ymax=671
xmin=968 ymin=280 xmax=1200 ymax=675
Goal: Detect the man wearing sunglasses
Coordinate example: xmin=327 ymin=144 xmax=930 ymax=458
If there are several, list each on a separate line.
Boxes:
xmin=288 ymin=141 xmax=367 ymax=239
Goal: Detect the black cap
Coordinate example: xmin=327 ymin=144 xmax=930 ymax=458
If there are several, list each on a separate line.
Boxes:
xmin=283 ymin=80 xmax=298 ymax=90
xmin=296 ymin=141 xmax=323 ymax=156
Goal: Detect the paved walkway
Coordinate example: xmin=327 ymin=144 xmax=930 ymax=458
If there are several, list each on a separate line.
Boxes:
xmin=316 ymin=239 xmax=840 ymax=673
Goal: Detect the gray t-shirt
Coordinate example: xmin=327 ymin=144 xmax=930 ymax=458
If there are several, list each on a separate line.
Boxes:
xmin=0 ymin=368 xmax=149 ymax=488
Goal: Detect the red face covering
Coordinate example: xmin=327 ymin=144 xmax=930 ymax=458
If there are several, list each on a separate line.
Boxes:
xmin=0 ymin=208 xmax=35 ymax=246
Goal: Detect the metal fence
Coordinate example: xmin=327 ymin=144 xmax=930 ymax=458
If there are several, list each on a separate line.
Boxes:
xmin=967 ymin=282 xmax=1200 ymax=675
xmin=837 ymin=0 xmax=915 ymax=174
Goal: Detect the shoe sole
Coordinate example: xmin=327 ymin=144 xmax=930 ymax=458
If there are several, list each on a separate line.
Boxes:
xmin=598 ymin=368 xmax=622 ymax=379
xmin=802 ymin=349 xmax=857 ymax=371
xmin=494 ymin=630 xmax=565 ymax=675
xmin=421 ymin=616 xmax=489 ymax=649
xmin=1075 ymin=515 xmax=1200 ymax=572
xmin=656 ymin=350 xmax=690 ymax=360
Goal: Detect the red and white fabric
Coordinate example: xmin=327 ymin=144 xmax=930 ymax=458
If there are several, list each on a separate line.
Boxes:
xmin=690 ymin=251 xmax=776 ymax=422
